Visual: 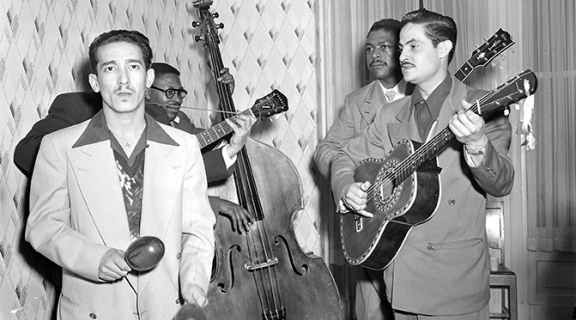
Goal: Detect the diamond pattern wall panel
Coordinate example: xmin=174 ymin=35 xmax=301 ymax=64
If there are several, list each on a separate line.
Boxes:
xmin=1 ymin=0 xmax=323 ymax=318
xmin=207 ymin=0 xmax=322 ymax=256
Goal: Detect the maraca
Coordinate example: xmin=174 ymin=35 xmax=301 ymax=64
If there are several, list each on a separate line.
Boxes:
xmin=124 ymin=236 xmax=165 ymax=271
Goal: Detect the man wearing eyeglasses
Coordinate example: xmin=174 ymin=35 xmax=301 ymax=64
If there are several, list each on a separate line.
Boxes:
xmin=146 ymin=62 xmax=256 ymax=234
xmin=13 ymin=65 xmax=251 ymax=186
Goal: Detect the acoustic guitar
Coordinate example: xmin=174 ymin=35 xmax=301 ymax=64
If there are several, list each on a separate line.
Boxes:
xmin=340 ymin=69 xmax=538 ymax=270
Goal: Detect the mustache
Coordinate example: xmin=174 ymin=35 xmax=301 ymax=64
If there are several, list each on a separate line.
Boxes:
xmin=114 ymin=85 xmax=135 ymax=94
xmin=370 ymin=59 xmax=387 ymax=67
xmin=400 ymin=60 xmax=414 ymax=67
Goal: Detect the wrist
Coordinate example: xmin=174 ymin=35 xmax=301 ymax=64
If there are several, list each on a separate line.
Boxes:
xmin=465 ymin=145 xmax=485 ymax=156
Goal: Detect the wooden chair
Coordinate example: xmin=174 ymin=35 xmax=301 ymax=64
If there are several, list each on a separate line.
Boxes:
xmin=486 ymin=202 xmax=518 ymax=320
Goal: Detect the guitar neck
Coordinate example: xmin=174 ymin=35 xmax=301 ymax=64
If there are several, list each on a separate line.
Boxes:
xmin=454 ymin=62 xmax=474 ymax=82
xmin=395 ymin=69 xmax=537 ymax=182
xmin=396 ymin=128 xmax=455 ymax=182
xmin=195 ymin=109 xmax=251 ymax=148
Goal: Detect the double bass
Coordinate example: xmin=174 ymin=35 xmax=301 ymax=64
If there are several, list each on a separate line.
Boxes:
xmin=191 ymin=1 xmax=341 ymax=319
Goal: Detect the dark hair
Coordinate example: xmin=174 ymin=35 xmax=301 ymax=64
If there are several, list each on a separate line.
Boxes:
xmin=88 ymin=30 xmax=153 ymax=73
xmin=368 ymin=18 xmax=402 ymax=38
xmin=401 ymin=9 xmax=457 ymax=63
xmin=151 ymin=62 xmax=180 ymax=79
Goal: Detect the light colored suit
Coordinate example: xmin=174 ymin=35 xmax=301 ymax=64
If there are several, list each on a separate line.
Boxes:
xmin=26 ymin=114 xmax=215 ymax=319
xmin=331 ymin=76 xmax=514 ymax=315
xmin=314 ymin=80 xmax=410 ymax=178
xmin=314 ymin=79 xmax=410 ymax=320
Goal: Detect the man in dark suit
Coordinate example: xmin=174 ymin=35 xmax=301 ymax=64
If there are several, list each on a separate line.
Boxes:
xmin=332 ymin=9 xmax=515 ymax=319
xmin=146 ymin=62 xmax=255 ymax=234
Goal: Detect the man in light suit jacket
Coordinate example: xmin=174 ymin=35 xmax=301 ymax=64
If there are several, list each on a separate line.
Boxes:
xmin=332 ymin=9 xmax=514 ymax=319
xmin=26 ymin=29 xmax=214 ymax=319
xmin=313 ymin=19 xmax=411 ymax=320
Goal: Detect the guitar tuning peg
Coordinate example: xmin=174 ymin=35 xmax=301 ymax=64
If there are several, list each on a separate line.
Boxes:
xmin=194 ymin=35 xmax=204 ymax=42
xmin=191 ymin=21 xmax=199 ymax=28
xmin=217 ymin=23 xmax=224 ymax=29
xmin=212 ymin=12 xmax=220 ymax=18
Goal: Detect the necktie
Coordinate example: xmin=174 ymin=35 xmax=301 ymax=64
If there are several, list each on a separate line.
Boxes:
xmin=415 ymin=101 xmax=433 ymax=141
xmin=385 ymin=90 xmax=396 ymax=103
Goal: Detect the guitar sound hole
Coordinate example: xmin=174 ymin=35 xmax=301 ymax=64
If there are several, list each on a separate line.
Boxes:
xmin=375 ymin=160 xmax=402 ymax=214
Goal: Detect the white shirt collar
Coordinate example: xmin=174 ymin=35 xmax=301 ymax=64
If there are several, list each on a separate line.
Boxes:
xmin=378 ymin=79 xmax=408 ymax=102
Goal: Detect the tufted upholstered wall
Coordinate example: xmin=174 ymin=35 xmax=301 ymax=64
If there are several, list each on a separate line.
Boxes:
xmin=0 ymin=0 xmax=323 ymax=318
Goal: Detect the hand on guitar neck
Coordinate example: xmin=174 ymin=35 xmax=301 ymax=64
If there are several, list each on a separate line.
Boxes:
xmin=448 ymin=99 xmax=490 ymax=158
xmin=221 ymin=112 xmax=257 ymax=159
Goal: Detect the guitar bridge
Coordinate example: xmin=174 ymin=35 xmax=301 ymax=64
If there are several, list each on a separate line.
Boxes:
xmin=355 ymin=214 xmax=363 ymax=232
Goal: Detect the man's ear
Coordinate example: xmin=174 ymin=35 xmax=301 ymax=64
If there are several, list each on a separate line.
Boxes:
xmin=146 ymin=68 xmax=155 ymax=88
xmin=438 ymin=40 xmax=453 ymax=60
xmin=88 ymin=73 xmax=100 ymax=93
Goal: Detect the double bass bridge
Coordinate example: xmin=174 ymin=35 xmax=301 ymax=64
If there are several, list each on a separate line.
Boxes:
xmin=245 ymin=257 xmax=279 ymax=271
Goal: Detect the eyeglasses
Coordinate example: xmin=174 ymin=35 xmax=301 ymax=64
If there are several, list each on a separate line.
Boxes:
xmin=150 ymin=85 xmax=188 ymax=99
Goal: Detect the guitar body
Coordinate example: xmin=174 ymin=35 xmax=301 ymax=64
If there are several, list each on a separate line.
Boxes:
xmin=205 ymin=138 xmax=341 ymax=319
xmin=341 ymin=139 xmax=441 ymax=270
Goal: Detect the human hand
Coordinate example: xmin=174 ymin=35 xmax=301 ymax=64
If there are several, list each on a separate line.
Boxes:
xmin=341 ymin=181 xmax=372 ymax=218
xmin=174 ymin=303 xmax=206 ymax=320
xmin=217 ymin=67 xmax=235 ymax=94
xmin=219 ymin=199 xmax=255 ymax=234
xmin=98 ymin=248 xmax=131 ymax=281
xmin=181 ymin=284 xmax=208 ymax=308
xmin=224 ymin=113 xmax=257 ymax=158
xmin=449 ymin=100 xmax=488 ymax=151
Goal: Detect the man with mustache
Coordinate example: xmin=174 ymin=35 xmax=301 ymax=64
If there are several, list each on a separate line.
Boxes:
xmin=25 ymin=29 xmax=216 ymax=319
xmin=146 ymin=62 xmax=255 ymax=234
xmin=313 ymin=18 xmax=410 ymax=320
xmin=332 ymin=9 xmax=514 ymax=319
xmin=13 ymin=67 xmax=249 ymax=184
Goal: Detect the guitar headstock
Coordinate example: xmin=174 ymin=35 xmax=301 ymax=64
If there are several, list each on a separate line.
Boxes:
xmin=469 ymin=28 xmax=515 ymax=69
xmin=473 ymin=69 xmax=538 ymax=116
xmin=192 ymin=0 xmax=221 ymax=47
xmin=251 ymin=90 xmax=289 ymax=121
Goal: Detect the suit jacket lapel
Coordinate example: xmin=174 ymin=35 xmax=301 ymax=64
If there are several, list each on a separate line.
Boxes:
xmin=358 ymin=82 xmax=387 ymax=126
xmin=68 ymin=142 xmax=132 ymax=250
xmin=386 ymin=80 xmax=463 ymax=169
xmin=387 ymin=98 xmax=420 ymax=147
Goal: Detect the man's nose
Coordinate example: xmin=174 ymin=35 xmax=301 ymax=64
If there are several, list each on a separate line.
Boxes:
xmin=118 ymin=68 xmax=129 ymax=85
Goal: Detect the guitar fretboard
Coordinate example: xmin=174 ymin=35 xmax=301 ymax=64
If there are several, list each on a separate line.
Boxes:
xmin=195 ymin=108 xmax=252 ymax=148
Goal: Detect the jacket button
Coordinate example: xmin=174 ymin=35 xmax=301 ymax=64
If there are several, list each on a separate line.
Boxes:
xmin=89 ymin=313 xmax=97 ymax=319
xmin=448 ymin=199 xmax=456 ymax=206
xmin=176 ymin=252 xmax=181 ymax=259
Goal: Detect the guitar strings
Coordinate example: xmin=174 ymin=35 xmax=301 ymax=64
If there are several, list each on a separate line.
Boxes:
xmin=364 ymin=73 xmax=528 ymax=208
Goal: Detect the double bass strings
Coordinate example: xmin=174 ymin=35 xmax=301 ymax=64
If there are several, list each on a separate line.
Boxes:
xmin=203 ymin=17 xmax=285 ymax=316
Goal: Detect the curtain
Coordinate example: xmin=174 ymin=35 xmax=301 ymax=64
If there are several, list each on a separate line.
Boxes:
xmin=523 ymin=0 xmax=576 ymax=252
